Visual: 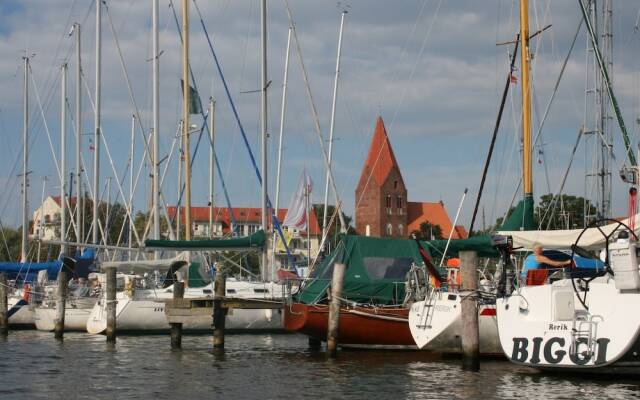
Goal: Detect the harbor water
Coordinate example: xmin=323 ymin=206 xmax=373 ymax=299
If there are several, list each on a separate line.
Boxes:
xmin=1 ymin=332 xmax=640 ymax=399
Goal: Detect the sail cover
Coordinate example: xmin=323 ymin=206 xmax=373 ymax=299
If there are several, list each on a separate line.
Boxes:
xmin=145 ymin=230 xmax=265 ymax=250
xmin=498 ymin=213 xmax=640 ymax=250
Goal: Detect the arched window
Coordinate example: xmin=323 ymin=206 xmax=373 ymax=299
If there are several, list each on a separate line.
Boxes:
xmin=386 ymin=195 xmax=392 ymax=215
xmin=386 ymin=223 xmax=393 ymax=236
xmin=398 ymin=224 xmax=403 ymax=236
xmin=365 ymin=225 xmax=371 ymax=237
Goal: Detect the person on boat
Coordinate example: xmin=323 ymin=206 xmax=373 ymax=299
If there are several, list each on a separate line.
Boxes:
xmin=522 ymin=244 xmax=572 ymax=279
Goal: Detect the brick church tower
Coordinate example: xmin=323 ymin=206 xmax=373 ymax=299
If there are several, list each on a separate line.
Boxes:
xmin=355 ymin=117 xmax=408 ymax=237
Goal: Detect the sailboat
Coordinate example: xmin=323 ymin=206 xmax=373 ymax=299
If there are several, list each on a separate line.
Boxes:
xmin=493 ymin=0 xmax=640 ymax=374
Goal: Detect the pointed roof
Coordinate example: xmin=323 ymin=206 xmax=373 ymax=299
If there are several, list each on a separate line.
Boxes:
xmin=359 ymin=116 xmax=403 ymax=187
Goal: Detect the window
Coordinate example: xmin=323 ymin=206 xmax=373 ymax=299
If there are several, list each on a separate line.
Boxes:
xmin=386 ymin=195 xmax=392 ymax=215
xmin=398 ymin=224 xmax=403 ymax=236
xmin=362 ymin=257 xmax=415 ymax=279
xmin=396 ymin=196 xmax=403 ymax=215
xmin=386 ymin=223 xmax=393 ymax=236
xmin=365 ymin=225 xmax=370 ymax=237
xmin=394 ymin=180 xmax=398 ymax=189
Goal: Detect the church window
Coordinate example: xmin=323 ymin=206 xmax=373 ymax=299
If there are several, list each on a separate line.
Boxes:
xmin=386 ymin=223 xmax=393 ymax=236
xmin=398 ymin=224 xmax=403 ymax=236
xmin=386 ymin=195 xmax=392 ymax=215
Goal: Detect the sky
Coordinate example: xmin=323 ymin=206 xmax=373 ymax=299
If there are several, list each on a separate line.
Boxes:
xmin=1 ymin=0 xmax=640 ymax=233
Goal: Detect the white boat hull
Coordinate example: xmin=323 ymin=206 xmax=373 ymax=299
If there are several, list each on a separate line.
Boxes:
xmin=34 ymin=298 xmax=97 ymax=332
xmin=409 ymin=292 xmax=502 ymax=355
xmin=8 ymin=295 xmax=35 ymax=327
xmin=87 ymin=281 xmax=284 ymax=334
xmin=496 ymin=278 xmax=640 ymax=373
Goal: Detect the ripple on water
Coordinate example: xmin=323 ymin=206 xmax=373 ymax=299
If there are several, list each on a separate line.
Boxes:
xmin=1 ymin=332 xmax=640 ymax=400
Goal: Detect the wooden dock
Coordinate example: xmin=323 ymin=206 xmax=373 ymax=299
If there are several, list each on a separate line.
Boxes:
xmin=164 ymin=297 xmax=283 ymax=324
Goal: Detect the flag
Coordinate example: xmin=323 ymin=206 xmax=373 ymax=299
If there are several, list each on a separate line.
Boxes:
xmin=180 ymin=79 xmax=203 ymax=115
xmin=283 ymin=170 xmax=313 ymax=231
xmin=275 ymin=229 xmax=293 ymax=252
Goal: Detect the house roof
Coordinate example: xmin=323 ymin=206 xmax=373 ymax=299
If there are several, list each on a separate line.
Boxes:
xmin=406 ymin=201 xmax=467 ymax=239
xmin=51 ymin=195 xmax=77 ymax=207
xmin=359 ymin=116 xmax=404 ymax=187
xmin=166 ymin=206 xmax=321 ymax=236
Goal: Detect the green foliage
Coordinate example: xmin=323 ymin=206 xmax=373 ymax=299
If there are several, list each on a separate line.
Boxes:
xmin=312 ymin=204 xmax=356 ymax=250
xmin=410 ymin=221 xmax=443 ymax=240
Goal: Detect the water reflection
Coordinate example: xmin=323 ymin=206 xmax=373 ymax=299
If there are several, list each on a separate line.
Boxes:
xmin=0 ymin=332 xmax=639 ymax=399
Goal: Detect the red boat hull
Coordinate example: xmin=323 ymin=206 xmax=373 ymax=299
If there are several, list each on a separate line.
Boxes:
xmin=283 ymin=302 xmax=416 ymax=347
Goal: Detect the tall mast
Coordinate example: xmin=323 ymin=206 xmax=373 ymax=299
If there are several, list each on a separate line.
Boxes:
xmin=182 ymin=0 xmax=192 ymax=240
xmin=74 ymin=23 xmax=82 ymax=246
xmin=128 ymin=115 xmax=135 ymax=258
xmin=322 ymin=10 xmax=346 ymax=238
xmin=152 ymin=0 xmax=161 ymax=252
xmin=60 ymin=63 xmax=68 ymax=255
xmin=209 ymin=98 xmax=216 ymax=238
xmin=20 ymin=56 xmax=29 ymax=263
xmin=92 ymin=0 xmax=102 ymax=245
xmin=520 ymin=0 xmax=533 ymax=198
xmin=260 ymin=0 xmax=269 ymax=280
xmin=272 ymin=27 xmax=292 ymax=268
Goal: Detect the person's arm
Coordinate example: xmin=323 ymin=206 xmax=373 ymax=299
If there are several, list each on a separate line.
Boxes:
xmin=535 ymin=254 xmax=571 ymax=268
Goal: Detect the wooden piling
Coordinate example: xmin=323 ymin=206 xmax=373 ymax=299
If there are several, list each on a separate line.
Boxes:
xmin=105 ymin=267 xmax=117 ymax=343
xmin=54 ymin=269 xmax=68 ymax=340
xmin=327 ymin=262 xmax=346 ymax=357
xmin=460 ymin=250 xmax=480 ymax=371
xmin=170 ymin=281 xmax=185 ymax=349
xmin=212 ymin=267 xmax=226 ymax=349
xmin=0 ymin=273 xmax=8 ymax=336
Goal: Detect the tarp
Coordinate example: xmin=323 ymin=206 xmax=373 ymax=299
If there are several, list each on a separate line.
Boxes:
xmin=144 ymin=230 xmax=265 ymax=250
xmin=0 ymin=261 xmax=61 ymax=283
xmin=498 ymin=213 xmax=640 ymax=251
xmin=500 ymin=195 xmax=536 ymax=231
xmin=420 ymin=235 xmax=499 ymax=259
xmin=101 ymin=252 xmax=190 ymax=273
xmin=297 ymin=235 xmax=426 ymax=305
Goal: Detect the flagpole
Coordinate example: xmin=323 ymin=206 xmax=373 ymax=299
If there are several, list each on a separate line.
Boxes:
xmin=182 ymin=0 xmax=192 ymax=240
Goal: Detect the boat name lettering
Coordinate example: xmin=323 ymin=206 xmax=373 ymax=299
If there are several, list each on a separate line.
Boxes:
xmin=434 ymin=305 xmax=450 ymax=313
xmin=547 ymin=323 xmax=568 ymax=331
xmin=510 ymin=337 xmax=610 ymax=366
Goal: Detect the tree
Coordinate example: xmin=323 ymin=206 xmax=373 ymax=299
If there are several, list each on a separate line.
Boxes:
xmin=411 ymin=221 xmax=443 ymax=240
xmin=0 ymin=227 xmax=22 ymax=261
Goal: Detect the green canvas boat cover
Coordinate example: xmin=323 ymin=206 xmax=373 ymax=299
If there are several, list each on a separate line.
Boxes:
xmin=145 ymin=230 xmax=265 ymax=250
xmin=186 ymin=261 xmax=210 ymax=288
xmin=500 ymin=194 xmax=536 ymax=231
xmin=420 ymin=235 xmax=499 ymax=259
xmin=298 ymin=235 xmax=426 ymax=305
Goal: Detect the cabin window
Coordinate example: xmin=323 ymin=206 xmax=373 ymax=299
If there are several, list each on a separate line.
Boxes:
xmin=253 ymin=288 xmax=268 ymax=293
xmin=362 ymin=257 xmax=414 ymax=279
xmin=386 ymin=223 xmax=393 ymax=236
xmin=227 ymin=289 xmax=236 ymax=294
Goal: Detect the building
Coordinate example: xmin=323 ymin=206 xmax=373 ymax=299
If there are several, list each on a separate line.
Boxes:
xmin=355 ymin=117 xmax=467 ymax=239
xmin=166 ymin=206 xmax=322 ymax=257
xmin=31 ymin=195 xmax=76 ymax=240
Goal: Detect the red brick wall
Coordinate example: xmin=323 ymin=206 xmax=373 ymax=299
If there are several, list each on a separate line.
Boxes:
xmin=355 ymin=165 xmax=408 ymax=238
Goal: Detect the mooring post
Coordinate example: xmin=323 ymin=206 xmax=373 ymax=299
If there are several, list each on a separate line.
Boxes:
xmin=0 ymin=273 xmax=8 ymax=336
xmin=105 ymin=267 xmax=117 ymax=343
xmin=213 ymin=266 xmax=226 ymax=349
xmin=327 ymin=262 xmax=346 ymax=358
xmin=170 ymin=281 xmax=185 ymax=349
xmin=460 ymin=250 xmax=480 ymax=371
xmin=54 ymin=268 xmax=68 ymax=340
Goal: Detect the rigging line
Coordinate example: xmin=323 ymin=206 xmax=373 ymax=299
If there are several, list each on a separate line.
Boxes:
xmin=79 ymin=73 xmax=144 ymax=248
xmin=380 ymin=0 xmax=430 ymax=112
xmin=388 ymin=0 xmax=443 ymax=131
xmin=191 ymin=0 xmax=292 ymax=255
xmin=282 ymin=0 xmax=347 ymax=231
xmin=168 ymin=1 xmax=238 ymax=234
xmin=541 ymin=129 xmax=584 ymax=230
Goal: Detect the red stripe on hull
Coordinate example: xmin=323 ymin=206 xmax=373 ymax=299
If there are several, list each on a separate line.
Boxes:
xmin=283 ymin=303 xmax=415 ymax=346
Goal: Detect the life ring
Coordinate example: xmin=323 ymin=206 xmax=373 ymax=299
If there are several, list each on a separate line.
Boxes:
xmin=22 ymin=283 xmax=30 ymax=303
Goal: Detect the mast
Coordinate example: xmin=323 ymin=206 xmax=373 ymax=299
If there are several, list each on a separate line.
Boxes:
xmin=128 ymin=115 xmax=135 ymax=258
xmin=322 ymin=10 xmax=346 ymax=239
xmin=182 ymin=0 xmax=192 ymax=240
xmin=152 ymin=0 xmax=161 ymax=251
xmin=260 ymin=0 xmax=268 ymax=280
xmin=209 ymin=98 xmax=215 ymax=238
xmin=272 ymin=27 xmax=292 ymax=267
xmin=520 ymin=0 xmax=533 ymax=200
xmin=74 ymin=23 xmax=82 ymax=246
xmin=60 ymin=63 xmax=68 ymax=255
xmin=20 ymin=56 xmax=29 ymax=263
xmin=92 ymin=0 xmax=102 ymax=245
